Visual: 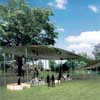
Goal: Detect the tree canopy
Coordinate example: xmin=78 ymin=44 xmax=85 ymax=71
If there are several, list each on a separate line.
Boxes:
xmin=0 ymin=0 xmax=58 ymax=76
xmin=93 ymin=43 xmax=100 ymax=60
xmin=0 ymin=0 xmax=58 ymax=47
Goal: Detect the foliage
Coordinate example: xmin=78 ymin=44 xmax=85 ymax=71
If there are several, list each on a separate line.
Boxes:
xmin=77 ymin=61 xmax=87 ymax=67
xmin=78 ymin=52 xmax=96 ymax=67
xmin=55 ymin=61 xmax=71 ymax=73
xmin=49 ymin=60 xmax=57 ymax=71
xmin=93 ymin=43 xmax=100 ymax=60
xmin=0 ymin=0 xmax=58 ymax=76
xmin=79 ymin=52 xmax=91 ymax=59
xmin=0 ymin=63 xmax=10 ymax=72
xmin=0 ymin=0 xmax=58 ymax=47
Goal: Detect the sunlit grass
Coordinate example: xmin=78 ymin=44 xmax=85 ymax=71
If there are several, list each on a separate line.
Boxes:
xmin=1 ymin=79 xmax=100 ymax=100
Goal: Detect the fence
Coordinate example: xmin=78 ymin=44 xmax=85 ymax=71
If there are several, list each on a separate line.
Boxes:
xmin=0 ymin=70 xmax=58 ymax=86
xmin=1 ymin=70 xmax=100 ymax=86
xmin=0 ymin=72 xmax=33 ymax=86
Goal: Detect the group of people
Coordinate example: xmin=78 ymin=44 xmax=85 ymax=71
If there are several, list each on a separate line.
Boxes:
xmin=47 ymin=74 xmax=55 ymax=87
xmin=46 ymin=73 xmax=71 ymax=87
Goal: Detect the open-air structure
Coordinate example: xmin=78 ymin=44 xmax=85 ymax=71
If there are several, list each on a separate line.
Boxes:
xmin=1 ymin=45 xmax=94 ymax=90
xmin=2 ymin=45 xmax=91 ymax=78
xmin=3 ymin=45 xmax=80 ymax=60
xmin=2 ymin=45 xmax=83 ymax=73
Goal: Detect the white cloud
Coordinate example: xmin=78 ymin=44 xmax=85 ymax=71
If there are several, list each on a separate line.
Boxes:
xmin=48 ymin=2 xmax=54 ymax=7
xmin=65 ymin=31 xmax=100 ymax=57
xmin=66 ymin=31 xmax=100 ymax=44
xmin=56 ymin=0 xmax=67 ymax=9
xmin=48 ymin=0 xmax=68 ymax=10
xmin=57 ymin=27 xmax=65 ymax=32
xmin=88 ymin=5 xmax=98 ymax=13
xmin=66 ymin=43 xmax=94 ymax=57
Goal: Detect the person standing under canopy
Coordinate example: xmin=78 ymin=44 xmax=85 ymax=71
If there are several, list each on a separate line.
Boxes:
xmin=51 ymin=74 xmax=55 ymax=87
xmin=47 ymin=74 xmax=50 ymax=87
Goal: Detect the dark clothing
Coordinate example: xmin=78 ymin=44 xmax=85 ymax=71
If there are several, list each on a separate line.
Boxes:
xmin=51 ymin=75 xmax=55 ymax=87
xmin=36 ymin=70 xmax=39 ymax=77
xmin=47 ymin=75 xmax=50 ymax=83
xmin=51 ymin=75 xmax=55 ymax=82
xmin=58 ymin=72 xmax=61 ymax=80
xmin=47 ymin=75 xmax=50 ymax=87
xmin=67 ymin=74 xmax=70 ymax=78
xmin=18 ymin=78 xmax=21 ymax=85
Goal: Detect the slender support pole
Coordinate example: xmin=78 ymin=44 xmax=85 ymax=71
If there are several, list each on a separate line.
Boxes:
xmin=61 ymin=59 xmax=63 ymax=74
xmin=43 ymin=60 xmax=46 ymax=79
xmin=3 ymin=53 xmax=6 ymax=85
xmin=96 ymin=66 xmax=98 ymax=74
xmin=25 ymin=48 xmax=28 ymax=82
xmin=59 ymin=59 xmax=63 ymax=82
xmin=45 ymin=60 xmax=46 ymax=70
xmin=36 ymin=60 xmax=38 ymax=78
xmin=71 ymin=58 xmax=73 ymax=77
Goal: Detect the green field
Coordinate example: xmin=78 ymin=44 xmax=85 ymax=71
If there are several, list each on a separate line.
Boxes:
xmin=1 ymin=79 xmax=100 ymax=100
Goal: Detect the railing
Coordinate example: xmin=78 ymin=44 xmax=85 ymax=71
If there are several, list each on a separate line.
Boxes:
xmin=1 ymin=71 xmax=100 ymax=86
xmin=85 ymin=62 xmax=100 ymax=69
xmin=0 ymin=72 xmax=34 ymax=86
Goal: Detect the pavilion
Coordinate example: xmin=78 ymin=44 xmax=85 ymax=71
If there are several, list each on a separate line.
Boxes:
xmin=3 ymin=45 xmax=81 ymax=60
xmin=1 ymin=45 xmax=93 ymax=90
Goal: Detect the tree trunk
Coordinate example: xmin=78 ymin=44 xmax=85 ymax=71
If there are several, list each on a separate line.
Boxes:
xmin=17 ymin=56 xmax=23 ymax=76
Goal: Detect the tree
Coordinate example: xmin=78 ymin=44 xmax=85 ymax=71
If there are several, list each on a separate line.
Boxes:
xmin=49 ymin=60 xmax=56 ymax=71
xmin=93 ymin=43 xmax=100 ymax=60
xmin=0 ymin=0 xmax=58 ymax=46
xmin=55 ymin=61 xmax=70 ymax=73
xmin=0 ymin=0 xmax=58 ymax=76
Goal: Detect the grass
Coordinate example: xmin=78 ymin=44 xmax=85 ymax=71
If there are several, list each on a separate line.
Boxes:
xmin=1 ymin=79 xmax=100 ymax=100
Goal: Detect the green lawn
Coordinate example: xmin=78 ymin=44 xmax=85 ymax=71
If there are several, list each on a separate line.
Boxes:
xmin=1 ymin=79 xmax=100 ymax=100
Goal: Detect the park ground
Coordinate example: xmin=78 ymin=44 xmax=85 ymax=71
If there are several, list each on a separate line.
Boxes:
xmin=0 ymin=78 xmax=100 ymax=100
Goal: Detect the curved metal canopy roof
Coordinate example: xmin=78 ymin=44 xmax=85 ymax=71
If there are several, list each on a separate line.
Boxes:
xmin=3 ymin=45 xmax=80 ymax=60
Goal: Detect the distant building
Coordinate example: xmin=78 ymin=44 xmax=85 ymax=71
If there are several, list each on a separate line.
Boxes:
xmin=26 ymin=60 xmax=67 ymax=70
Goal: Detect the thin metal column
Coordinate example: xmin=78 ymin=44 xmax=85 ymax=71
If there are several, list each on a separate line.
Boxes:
xmin=25 ymin=48 xmax=28 ymax=82
xmin=3 ymin=53 xmax=6 ymax=85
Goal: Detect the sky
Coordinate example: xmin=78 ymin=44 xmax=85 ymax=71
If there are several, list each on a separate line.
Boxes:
xmin=1 ymin=0 xmax=100 ymax=57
